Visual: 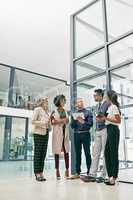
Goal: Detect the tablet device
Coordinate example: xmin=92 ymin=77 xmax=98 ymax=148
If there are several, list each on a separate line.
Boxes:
xmin=72 ymin=112 xmax=85 ymax=120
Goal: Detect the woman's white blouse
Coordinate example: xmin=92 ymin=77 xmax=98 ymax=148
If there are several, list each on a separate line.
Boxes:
xmin=106 ymin=104 xmax=120 ymax=126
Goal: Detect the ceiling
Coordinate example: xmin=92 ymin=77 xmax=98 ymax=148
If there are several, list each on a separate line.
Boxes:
xmin=0 ymin=0 xmax=90 ymax=82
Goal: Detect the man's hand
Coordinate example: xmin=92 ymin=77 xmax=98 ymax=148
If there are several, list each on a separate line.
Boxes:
xmin=76 ymin=116 xmax=85 ymax=124
xmin=96 ymin=116 xmax=106 ymax=122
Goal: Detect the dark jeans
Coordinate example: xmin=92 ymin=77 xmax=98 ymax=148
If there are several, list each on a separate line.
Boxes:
xmin=74 ymin=132 xmax=91 ymax=174
xmin=105 ymin=124 xmax=120 ymax=178
xmin=33 ymin=133 xmax=49 ymax=174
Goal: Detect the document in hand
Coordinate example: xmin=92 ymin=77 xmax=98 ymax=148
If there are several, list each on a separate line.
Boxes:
xmin=72 ymin=112 xmax=85 ymax=120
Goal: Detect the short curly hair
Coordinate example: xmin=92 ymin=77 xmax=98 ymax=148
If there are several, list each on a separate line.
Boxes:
xmin=53 ymin=94 xmax=66 ymax=107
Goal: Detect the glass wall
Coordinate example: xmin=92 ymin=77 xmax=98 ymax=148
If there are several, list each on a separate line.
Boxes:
xmin=0 ymin=64 xmax=70 ymax=172
xmin=10 ymin=118 xmax=27 ymax=160
xmin=75 ymin=0 xmax=104 ymax=57
xmin=111 ymin=64 xmax=133 ymax=106
xmin=12 ymin=69 xmax=68 ymax=111
xmin=0 ymin=64 xmax=69 ymax=111
xmin=0 ymin=117 xmax=5 ymax=160
xmin=71 ymin=0 xmax=133 ymax=172
xmin=0 ymin=65 xmax=10 ymax=107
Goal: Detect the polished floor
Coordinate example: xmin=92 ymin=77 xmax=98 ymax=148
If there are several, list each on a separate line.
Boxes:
xmin=0 ymin=175 xmax=133 ymax=200
xmin=0 ymin=161 xmax=133 ymax=200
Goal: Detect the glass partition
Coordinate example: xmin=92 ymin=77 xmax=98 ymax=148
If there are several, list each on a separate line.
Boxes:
xmin=109 ymin=34 xmax=133 ymax=67
xmin=106 ymin=0 xmax=133 ymax=41
xmin=12 ymin=69 xmax=66 ymax=111
xmin=0 ymin=65 xmax=10 ymax=107
xmin=75 ymin=0 xmax=104 ymax=57
xmin=71 ymin=0 xmax=133 ymax=175
xmin=77 ymin=74 xmax=106 ymax=108
xmin=111 ymin=64 xmax=133 ymax=106
xmin=0 ymin=117 xmax=5 ymax=160
xmin=76 ymin=48 xmax=106 ymax=80
xmin=10 ymin=118 xmax=27 ymax=160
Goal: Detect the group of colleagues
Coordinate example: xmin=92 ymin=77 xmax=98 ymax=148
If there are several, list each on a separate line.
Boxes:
xmin=32 ymin=89 xmax=121 ymax=186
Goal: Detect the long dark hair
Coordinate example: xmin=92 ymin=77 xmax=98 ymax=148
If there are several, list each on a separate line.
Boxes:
xmin=107 ymin=90 xmax=121 ymax=114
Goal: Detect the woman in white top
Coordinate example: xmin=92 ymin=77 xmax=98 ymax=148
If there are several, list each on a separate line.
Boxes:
xmin=101 ymin=90 xmax=121 ymax=185
xmin=32 ymin=97 xmax=51 ymax=181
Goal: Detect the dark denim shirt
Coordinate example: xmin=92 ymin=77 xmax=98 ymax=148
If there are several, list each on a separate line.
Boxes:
xmin=71 ymin=108 xmax=93 ymax=132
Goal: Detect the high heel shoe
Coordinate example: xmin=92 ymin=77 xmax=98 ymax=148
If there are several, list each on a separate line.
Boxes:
xmin=56 ymin=170 xmax=61 ymax=180
xmin=104 ymin=177 xmax=115 ymax=186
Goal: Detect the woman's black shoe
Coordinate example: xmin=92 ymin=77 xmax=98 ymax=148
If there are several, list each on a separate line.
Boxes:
xmin=104 ymin=179 xmax=115 ymax=186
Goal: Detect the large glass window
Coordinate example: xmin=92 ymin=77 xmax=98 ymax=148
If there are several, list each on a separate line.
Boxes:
xmin=111 ymin=64 xmax=133 ymax=106
xmin=109 ymin=34 xmax=133 ymax=67
xmin=106 ymin=0 xmax=133 ymax=40
xmin=0 ymin=117 xmax=5 ymax=160
xmin=0 ymin=65 xmax=10 ymax=107
xmin=10 ymin=118 xmax=27 ymax=160
xmin=121 ymin=107 xmax=133 ymax=162
xmin=12 ymin=69 xmax=67 ymax=111
xmin=76 ymin=48 xmax=106 ymax=80
xmin=75 ymin=0 xmax=104 ymax=57
xmin=71 ymin=0 xmax=133 ymax=173
xmin=77 ymin=74 xmax=106 ymax=108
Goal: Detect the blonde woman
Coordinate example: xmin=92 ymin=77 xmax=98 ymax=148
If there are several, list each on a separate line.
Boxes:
xmin=51 ymin=95 xmax=69 ymax=180
xmin=32 ymin=97 xmax=50 ymax=181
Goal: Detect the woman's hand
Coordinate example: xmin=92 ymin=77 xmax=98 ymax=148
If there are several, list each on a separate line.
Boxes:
xmin=106 ymin=115 xmax=121 ymax=124
xmin=62 ymin=118 xmax=69 ymax=124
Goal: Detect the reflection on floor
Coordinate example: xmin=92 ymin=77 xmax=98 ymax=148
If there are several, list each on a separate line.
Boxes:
xmin=0 ymin=175 xmax=133 ymax=200
xmin=0 ymin=160 xmax=67 ymax=179
xmin=0 ymin=161 xmax=133 ymax=200
xmin=119 ymin=168 xmax=133 ymax=183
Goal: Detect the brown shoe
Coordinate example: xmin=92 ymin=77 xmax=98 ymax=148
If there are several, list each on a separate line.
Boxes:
xmin=65 ymin=170 xmax=69 ymax=179
xmin=69 ymin=174 xmax=80 ymax=180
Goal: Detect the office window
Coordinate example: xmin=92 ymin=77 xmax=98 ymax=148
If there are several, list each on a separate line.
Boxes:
xmin=0 ymin=65 xmax=10 ymax=107
xmin=75 ymin=0 xmax=104 ymax=57
xmin=109 ymin=34 xmax=133 ymax=67
xmin=0 ymin=117 xmax=5 ymax=160
xmin=77 ymin=74 xmax=106 ymax=108
xmin=106 ymin=0 xmax=133 ymax=40
xmin=111 ymin=64 xmax=133 ymax=106
xmin=12 ymin=69 xmax=67 ymax=111
xmin=76 ymin=48 xmax=106 ymax=80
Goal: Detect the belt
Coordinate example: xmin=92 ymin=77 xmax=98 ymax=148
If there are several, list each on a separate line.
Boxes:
xmin=76 ymin=130 xmax=89 ymax=133
xmin=96 ymin=128 xmax=106 ymax=131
